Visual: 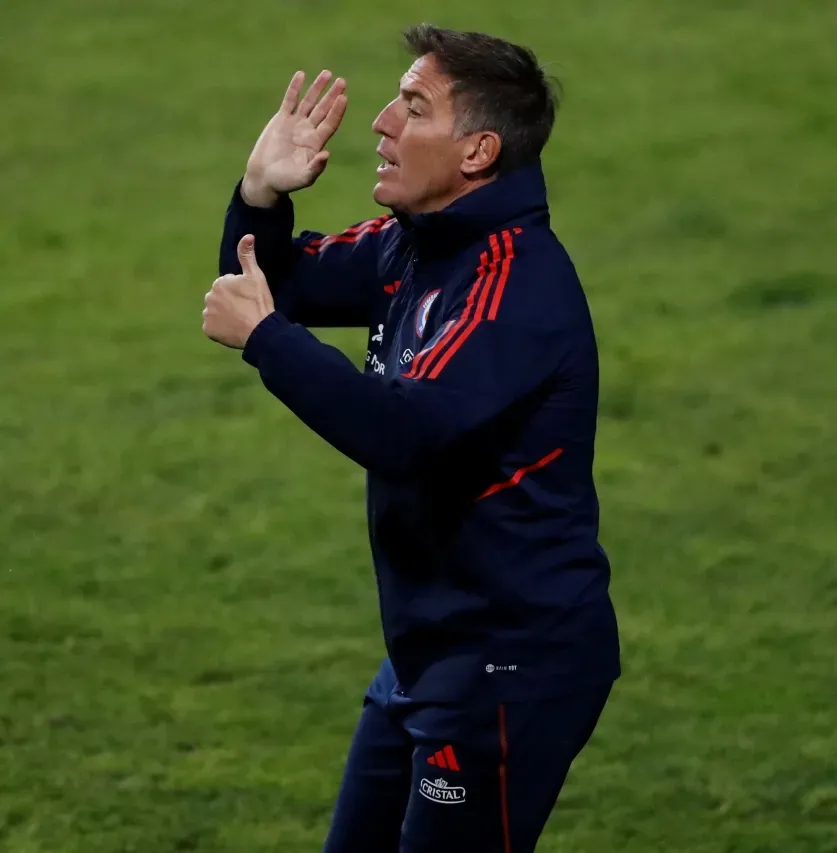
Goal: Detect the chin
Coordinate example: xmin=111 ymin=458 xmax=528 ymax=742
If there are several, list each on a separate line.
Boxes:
xmin=373 ymin=182 xmax=398 ymax=209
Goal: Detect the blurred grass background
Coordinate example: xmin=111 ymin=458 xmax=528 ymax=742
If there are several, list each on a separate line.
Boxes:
xmin=1 ymin=0 xmax=836 ymax=850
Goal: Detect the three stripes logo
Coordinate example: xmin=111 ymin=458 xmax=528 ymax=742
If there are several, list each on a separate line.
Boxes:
xmin=421 ymin=745 xmax=466 ymax=805
xmin=303 ymin=216 xmax=396 ymax=255
xmin=426 ymin=744 xmax=460 ymax=771
xmin=404 ymin=227 xmax=521 ymax=381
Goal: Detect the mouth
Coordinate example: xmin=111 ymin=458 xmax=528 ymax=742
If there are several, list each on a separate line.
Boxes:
xmin=377 ymin=148 xmax=399 ymax=174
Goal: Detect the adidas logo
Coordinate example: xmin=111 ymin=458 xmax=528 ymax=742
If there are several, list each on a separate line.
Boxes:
xmin=426 ymin=745 xmax=460 ymax=771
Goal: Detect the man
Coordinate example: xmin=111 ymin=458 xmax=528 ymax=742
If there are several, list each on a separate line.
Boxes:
xmin=205 ymin=24 xmax=619 ymax=853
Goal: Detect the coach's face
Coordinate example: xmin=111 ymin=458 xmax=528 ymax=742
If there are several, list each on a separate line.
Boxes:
xmin=372 ymin=54 xmax=498 ymax=215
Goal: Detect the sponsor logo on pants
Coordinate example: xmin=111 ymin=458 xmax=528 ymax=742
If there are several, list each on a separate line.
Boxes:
xmin=419 ymin=778 xmax=466 ymax=805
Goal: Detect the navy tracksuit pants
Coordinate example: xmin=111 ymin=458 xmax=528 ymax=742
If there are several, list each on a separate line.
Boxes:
xmin=323 ymin=684 xmax=612 ymax=852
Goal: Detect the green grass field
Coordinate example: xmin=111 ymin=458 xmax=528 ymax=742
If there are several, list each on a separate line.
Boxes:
xmin=2 ymin=1 xmax=836 ymax=850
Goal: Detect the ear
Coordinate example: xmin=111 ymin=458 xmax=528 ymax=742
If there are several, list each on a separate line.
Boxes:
xmin=460 ymin=131 xmax=502 ymax=175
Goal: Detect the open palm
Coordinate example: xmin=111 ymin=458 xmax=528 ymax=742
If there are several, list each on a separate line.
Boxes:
xmin=243 ymin=70 xmax=348 ymax=205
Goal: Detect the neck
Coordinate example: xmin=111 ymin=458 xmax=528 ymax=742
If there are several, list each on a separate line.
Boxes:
xmin=412 ymin=172 xmax=499 ymax=215
xmin=391 ymin=162 xmax=549 ymax=257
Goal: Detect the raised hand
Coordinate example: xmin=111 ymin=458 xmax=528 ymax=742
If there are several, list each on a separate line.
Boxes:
xmin=241 ymin=71 xmax=348 ymax=207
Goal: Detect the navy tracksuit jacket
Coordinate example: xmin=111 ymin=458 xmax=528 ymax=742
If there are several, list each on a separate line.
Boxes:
xmin=219 ymin=164 xmax=620 ymax=706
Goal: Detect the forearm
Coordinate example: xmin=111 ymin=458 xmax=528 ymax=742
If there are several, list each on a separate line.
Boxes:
xmin=220 ymin=181 xmax=294 ymax=280
xmin=242 ymin=313 xmax=439 ymax=477
xmin=219 ymin=181 xmax=378 ymax=329
xmin=219 ymin=181 xmax=315 ymax=325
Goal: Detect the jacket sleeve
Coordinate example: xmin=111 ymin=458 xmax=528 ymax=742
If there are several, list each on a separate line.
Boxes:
xmin=240 ymin=261 xmax=584 ymax=478
xmin=219 ymin=180 xmax=395 ymax=328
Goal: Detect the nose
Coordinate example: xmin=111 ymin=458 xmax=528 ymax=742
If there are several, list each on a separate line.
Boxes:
xmin=372 ymin=98 xmax=399 ymax=138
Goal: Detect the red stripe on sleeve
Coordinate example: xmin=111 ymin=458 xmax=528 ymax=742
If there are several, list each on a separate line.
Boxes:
xmin=476 ymin=446 xmax=565 ymax=501
xmin=303 ymin=216 xmax=393 ymax=254
xmin=308 ymin=216 xmax=390 ymax=244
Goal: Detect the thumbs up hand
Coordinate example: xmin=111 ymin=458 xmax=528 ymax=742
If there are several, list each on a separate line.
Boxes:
xmin=203 ymin=235 xmax=276 ymax=349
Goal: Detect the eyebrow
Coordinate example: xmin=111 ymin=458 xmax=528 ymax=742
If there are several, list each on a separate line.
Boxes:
xmin=399 ymin=81 xmax=431 ymax=103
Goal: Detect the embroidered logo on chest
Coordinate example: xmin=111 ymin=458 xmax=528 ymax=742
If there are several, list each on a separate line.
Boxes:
xmin=415 ymin=289 xmax=442 ymax=338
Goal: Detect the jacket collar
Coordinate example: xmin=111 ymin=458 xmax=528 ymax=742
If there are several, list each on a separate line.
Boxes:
xmin=393 ymin=162 xmax=549 ymax=256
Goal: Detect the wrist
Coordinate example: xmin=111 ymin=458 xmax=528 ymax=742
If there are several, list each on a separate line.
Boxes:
xmin=240 ymin=175 xmax=279 ymax=209
xmin=243 ymin=311 xmax=287 ymax=367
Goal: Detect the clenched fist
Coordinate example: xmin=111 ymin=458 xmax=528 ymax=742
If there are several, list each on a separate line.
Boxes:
xmin=203 ymin=235 xmax=275 ymax=349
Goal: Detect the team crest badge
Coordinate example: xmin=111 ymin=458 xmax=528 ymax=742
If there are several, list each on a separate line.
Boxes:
xmin=415 ymin=289 xmax=441 ymax=338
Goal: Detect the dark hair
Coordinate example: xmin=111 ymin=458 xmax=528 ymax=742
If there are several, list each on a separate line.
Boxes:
xmin=403 ymin=24 xmax=561 ymax=174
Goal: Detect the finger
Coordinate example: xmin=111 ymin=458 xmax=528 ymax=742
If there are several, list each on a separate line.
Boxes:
xmin=297 ymin=69 xmax=333 ymax=118
xmin=237 ymin=234 xmax=260 ymax=276
xmin=309 ymin=77 xmax=346 ymax=127
xmin=209 ymin=275 xmax=230 ymax=292
xmin=315 ymin=94 xmax=348 ymax=147
xmin=279 ymin=71 xmax=305 ymax=116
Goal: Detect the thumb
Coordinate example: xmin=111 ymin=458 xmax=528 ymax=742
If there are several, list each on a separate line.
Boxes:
xmin=237 ymin=234 xmax=261 ymax=277
xmin=308 ymin=151 xmax=330 ymax=180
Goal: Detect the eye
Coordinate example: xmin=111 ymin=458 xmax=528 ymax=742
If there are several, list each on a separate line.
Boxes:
xmin=407 ymin=106 xmax=421 ymax=118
